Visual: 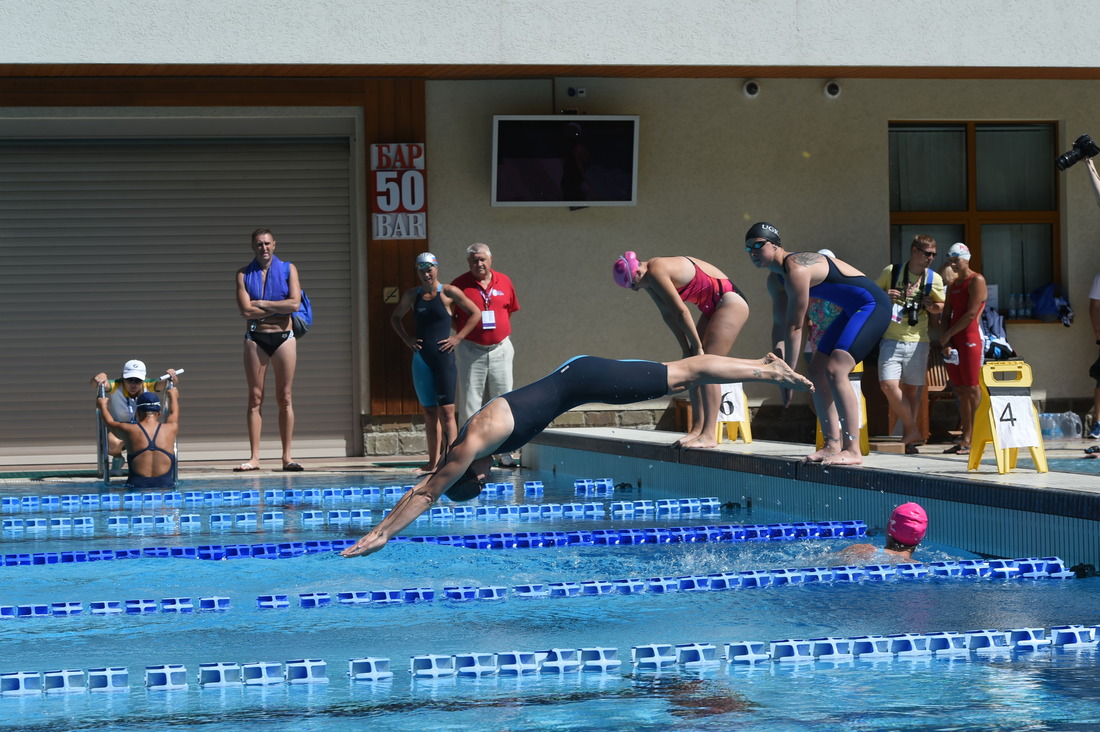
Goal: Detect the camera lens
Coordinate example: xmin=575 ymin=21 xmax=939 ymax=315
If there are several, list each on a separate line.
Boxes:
xmin=1056 ymin=147 xmax=1085 ymax=171
xmin=908 ymin=308 xmax=920 ymax=326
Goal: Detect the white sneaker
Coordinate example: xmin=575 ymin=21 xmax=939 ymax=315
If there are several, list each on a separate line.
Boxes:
xmin=1089 ymin=423 xmax=1100 ymax=440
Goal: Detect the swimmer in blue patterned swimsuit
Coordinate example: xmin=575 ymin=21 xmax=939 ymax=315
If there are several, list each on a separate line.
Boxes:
xmin=746 ymin=222 xmax=891 ymax=466
xmin=342 ymin=353 xmax=813 ymax=558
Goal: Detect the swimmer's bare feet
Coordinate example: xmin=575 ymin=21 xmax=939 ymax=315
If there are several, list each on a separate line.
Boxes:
xmin=680 ymin=433 xmax=719 ymax=449
xmin=760 ymin=353 xmax=814 ymax=392
xmin=672 ymin=430 xmax=703 ymax=448
xmin=822 ymin=448 xmax=864 ymax=466
xmin=802 ymin=447 xmax=835 ymax=463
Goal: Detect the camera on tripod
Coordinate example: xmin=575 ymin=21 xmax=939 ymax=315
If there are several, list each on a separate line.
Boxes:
xmin=1055 ymin=134 xmax=1100 ymax=171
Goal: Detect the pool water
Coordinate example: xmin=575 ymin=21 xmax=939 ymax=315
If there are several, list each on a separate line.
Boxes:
xmin=2 ymin=471 xmax=1100 ymax=731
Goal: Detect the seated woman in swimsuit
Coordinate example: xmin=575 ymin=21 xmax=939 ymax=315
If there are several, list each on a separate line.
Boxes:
xmin=341 ymin=352 xmax=812 ymax=558
xmin=96 ymin=377 xmax=180 ymax=489
xmin=613 ymin=252 xmax=750 ymax=449
xmin=746 ymin=222 xmax=891 ymax=466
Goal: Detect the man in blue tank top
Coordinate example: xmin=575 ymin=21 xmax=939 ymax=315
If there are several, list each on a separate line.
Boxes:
xmin=342 ymin=352 xmax=813 ymax=558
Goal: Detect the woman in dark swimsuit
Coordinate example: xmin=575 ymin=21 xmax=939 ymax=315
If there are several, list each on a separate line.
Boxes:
xmin=97 ymin=383 xmax=180 ymax=489
xmin=342 ymin=352 xmax=813 ymax=558
xmin=747 ymin=222 xmax=890 ymax=466
xmin=391 ymin=252 xmax=480 ymax=472
xmin=613 ymin=252 xmax=749 ymax=448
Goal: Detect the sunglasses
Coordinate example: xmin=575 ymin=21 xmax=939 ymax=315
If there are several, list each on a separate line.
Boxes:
xmin=124 ymin=378 xmax=143 ymax=384
xmin=745 ymin=240 xmax=769 ymax=253
xmin=917 ymin=249 xmax=936 ymax=258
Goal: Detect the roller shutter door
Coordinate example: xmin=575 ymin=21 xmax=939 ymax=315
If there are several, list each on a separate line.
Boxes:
xmin=0 ymin=137 xmax=355 ymax=464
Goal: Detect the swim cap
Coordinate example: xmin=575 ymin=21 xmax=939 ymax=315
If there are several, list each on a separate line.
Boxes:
xmin=887 ymin=502 xmax=927 ymax=546
xmin=135 ymin=391 xmax=162 ymax=412
xmin=947 ymin=243 xmax=971 ymax=261
xmin=415 ymin=252 xmax=439 ymax=269
xmin=444 ymin=466 xmax=484 ymax=502
xmin=613 ymin=251 xmax=641 ymax=289
xmin=817 ymin=248 xmax=836 ymax=259
xmin=745 ymin=222 xmax=781 ymax=247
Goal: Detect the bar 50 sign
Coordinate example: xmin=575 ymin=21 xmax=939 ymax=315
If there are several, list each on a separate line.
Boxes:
xmin=371 ymin=143 xmax=426 ymax=240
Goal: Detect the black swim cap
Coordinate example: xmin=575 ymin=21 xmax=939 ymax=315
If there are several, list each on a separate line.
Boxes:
xmin=745 ymin=222 xmax=781 ymax=247
xmin=444 ymin=466 xmax=483 ymax=502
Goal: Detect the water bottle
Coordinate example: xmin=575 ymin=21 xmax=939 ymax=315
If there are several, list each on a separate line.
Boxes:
xmin=944 ymin=348 xmax=960 ymax=365
xmin=1039 ymin=413 xmax=1055 ymax=439
xmin=1023 ymin=293 xmax=1034 ymax=319
xmin=1008 ymin=293 xmax=1018 ymax=320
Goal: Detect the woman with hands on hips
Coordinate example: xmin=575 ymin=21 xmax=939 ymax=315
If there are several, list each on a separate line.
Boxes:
xmin=392 ymin=252 xmax=480 ymax=472
xmin=613 ymin=252 xmax=749 ymax=448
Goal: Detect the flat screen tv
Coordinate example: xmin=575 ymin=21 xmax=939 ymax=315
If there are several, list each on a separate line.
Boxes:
xmin=492 ymin=115 xmax=639 ymax=207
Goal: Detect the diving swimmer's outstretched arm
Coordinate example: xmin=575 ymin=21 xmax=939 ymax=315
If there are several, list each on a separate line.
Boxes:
xmin=341 ymin=400 xmax=512 ymax=558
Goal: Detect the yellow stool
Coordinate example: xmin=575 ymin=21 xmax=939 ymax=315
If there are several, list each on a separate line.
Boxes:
xmin=815 ymin=362 xmax=869 ymax=456
xmin=716 ymin=382 xmax=752 ymax=444
xmin=968 ymin=361 xmax=1047 ymax=474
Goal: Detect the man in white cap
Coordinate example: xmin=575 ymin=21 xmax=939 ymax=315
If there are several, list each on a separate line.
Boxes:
xmin=90 ymin=360 xmax=178 ymax=475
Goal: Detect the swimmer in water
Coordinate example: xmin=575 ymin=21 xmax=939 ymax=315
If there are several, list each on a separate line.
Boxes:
xmin=828 ymin=502 xmax=928 ymax=565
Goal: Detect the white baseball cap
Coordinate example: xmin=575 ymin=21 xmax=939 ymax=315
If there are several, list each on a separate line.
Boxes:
xmin=121 ymin=359 xmax=147 ymax=380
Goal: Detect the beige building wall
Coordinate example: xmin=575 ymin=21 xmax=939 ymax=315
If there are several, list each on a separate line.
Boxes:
xmin=426 ymin=76 xmax=1100 ymax=402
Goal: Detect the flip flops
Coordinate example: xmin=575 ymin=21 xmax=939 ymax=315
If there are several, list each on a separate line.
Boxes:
xmin=905 ymin=444 xmax=920 ymax=455
xmin=942 ymin=444 xmax=970 ymax=455
xmin=282 ymin=462 xmax=304 ymax=472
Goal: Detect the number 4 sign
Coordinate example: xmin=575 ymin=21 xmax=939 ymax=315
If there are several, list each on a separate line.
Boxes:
xmin=990 ymin=395 xmax=1040 ymax=448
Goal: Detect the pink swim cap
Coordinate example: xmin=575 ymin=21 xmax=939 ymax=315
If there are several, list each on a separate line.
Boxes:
xmin=888 ymin=502 xmax=928 ymax=546
xmin=613 ymin=251 xmax=640 ymax=288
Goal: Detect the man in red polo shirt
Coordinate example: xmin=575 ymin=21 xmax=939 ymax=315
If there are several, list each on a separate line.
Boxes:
xmin=451 ymin=242 xmax=521 ymax=430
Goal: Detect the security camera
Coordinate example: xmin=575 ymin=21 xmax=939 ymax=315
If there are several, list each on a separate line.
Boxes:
xmin=823 ymin=80 xmax=842 ymax=99
xmin=742 ymin=80 xmax=760 ymax=99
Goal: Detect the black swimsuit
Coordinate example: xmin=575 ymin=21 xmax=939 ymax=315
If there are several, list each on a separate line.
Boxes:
xmin=126 ymin=422 xmax=176 ymax=489
xmin=494 ymin=356 xmax=668 ymax=454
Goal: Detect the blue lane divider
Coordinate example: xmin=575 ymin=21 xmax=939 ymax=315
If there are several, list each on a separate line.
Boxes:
xmin=0 ymin=498 xmax=728 ymax=542
xmin=0 ymin=520 xmax=867 ymax=569
xmin=3 ymin=620 xmax=1098 ymax=695
xmin=0 ymin=556 xmax=1075 ymax=620
xmin=0 ymin=480 xmax=599 ymax=516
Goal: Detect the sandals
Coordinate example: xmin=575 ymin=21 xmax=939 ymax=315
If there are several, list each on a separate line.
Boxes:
xmin=904 ymin=444 xmax=920 ymax=455
xmin=942 ymin=444 xmax=970 ymax=455
xmin=282 ymin=462 xmax=305 ymax=472
xmin=233 ymin=463 xmax=259 ymax=472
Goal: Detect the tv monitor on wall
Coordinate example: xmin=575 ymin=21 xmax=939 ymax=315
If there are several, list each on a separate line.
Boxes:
xmin=492 ymin=115 xmax=639 ymax=207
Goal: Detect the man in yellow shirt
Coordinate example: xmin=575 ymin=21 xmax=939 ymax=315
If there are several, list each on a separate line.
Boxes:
xmin=876 ymin=236 xmax=946 ymax=453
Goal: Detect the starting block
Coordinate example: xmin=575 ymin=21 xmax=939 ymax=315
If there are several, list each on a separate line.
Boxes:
xmin=715 ymin=382 xmax=752 ymax=444
xmin=968 ymin=361 xmax=1047 ymax=474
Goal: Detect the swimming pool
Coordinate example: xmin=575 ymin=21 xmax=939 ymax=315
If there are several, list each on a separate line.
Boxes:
xmin=2 ymin=470 xmax=1100 ymax=731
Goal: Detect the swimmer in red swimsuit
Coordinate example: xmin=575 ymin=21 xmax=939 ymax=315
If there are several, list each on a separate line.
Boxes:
xmin=613 ymin=253 xmax=750 ymax=449
xmin=940 ymin=243 xmax=988 ymax=455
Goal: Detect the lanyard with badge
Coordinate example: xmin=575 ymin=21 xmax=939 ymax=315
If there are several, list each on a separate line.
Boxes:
xmin=478 ymin=277 xmax=496 ymax=330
